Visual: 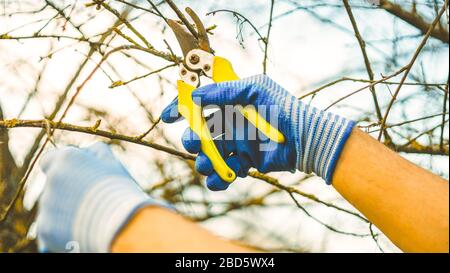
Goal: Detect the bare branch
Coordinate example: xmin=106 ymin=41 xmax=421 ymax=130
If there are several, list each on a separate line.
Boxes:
xmin=379 ymin=0 xmax=449 ymax=44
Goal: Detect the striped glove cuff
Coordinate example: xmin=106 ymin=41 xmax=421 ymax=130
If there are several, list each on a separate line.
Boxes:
xmin=72 ymin=176 xmax=170 ymax=252
xmin=293 ymin=102 xmax=355 ymax=184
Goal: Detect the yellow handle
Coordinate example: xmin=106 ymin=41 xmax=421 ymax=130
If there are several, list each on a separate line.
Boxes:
xmin=177 ymin=80 xmax=236 ymax=183
xmin=212 ymin=56 xmax=285 ymax=143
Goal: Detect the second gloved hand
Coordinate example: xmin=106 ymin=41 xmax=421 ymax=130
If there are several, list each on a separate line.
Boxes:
xmin=161 ymin=75 xmax=355 ymax=191
xmin=37 ymin=142 xmax=168 ymax=252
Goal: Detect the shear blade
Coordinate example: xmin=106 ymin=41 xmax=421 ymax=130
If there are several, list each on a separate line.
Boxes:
xmin=167 ymin=19 xmax=200 ymax=58
xmin=167 ymin=8 xmax=211 ymax=59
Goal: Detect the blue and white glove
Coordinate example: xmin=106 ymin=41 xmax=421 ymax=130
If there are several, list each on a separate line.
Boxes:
xmin=37 ymin=142 xmax=167 ymax=253
xmin=162 ymin=75 xmax=355 ymax=191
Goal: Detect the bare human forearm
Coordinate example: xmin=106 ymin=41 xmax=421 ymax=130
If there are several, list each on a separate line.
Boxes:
xmin=333 ymin=128 xmax=449 ymax=252
xmin=111 ymin=206 xmax=256 ymax=252
xmin=112 ymin=129 xmax=448 ymax=253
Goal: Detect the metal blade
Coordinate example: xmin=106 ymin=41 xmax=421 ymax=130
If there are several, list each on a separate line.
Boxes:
xmin=167 ymin=19 xmax=200 ymax=58
xmin=185 ymin=7 xmax=211 ymax=53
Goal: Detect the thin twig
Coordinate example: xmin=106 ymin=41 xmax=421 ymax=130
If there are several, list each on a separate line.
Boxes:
xmin=324 ymin=68 xmax=407 ymax=110
xmin=369 ymin=223 xmax=385 ymax=253
xmin=145 ymin=0 xmax=168 ymax=23
xmin=378 ymin=0 xmax=449 ymax=140
xmin=366 ymin=112 xmax=448 ymax=132
xmin=164 ymin=0 xmax=198 ymax=38
xmin=95 ymin=0 xmax=153 ymax=49
xmin=109 ymin=63 xmax=177 ymax=88
xmin=263 ymin=0 xmax=275 ymax=74
xmin=440 ymin=75 xmax=449 ymax=151
xmin=135 ymin=117 xmax=161 ymax=140
xmin=287 ymin=192 xmax=372 ymax=237
xmin=342 ymin=0 xmax=383 ymax=126
xmin=248 ymin=171 xmax=369 ymax=222
xmin=206 ymin=9 xmax=265 ymax=41
xmin=300 ymin=76 xmax=447 ymax=100
xmin=401 ymin=119 xmax=449 ymax=148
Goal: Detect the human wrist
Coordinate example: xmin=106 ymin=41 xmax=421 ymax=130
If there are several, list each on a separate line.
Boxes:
xmin=293 ymin=101 xmax=355 ymax=184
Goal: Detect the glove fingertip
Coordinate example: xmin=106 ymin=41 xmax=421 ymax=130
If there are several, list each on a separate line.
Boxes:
xmin=206 ymin=154 xmax=248 ymax=191
xmin=40 ymin=150 xmax=57 ymax=173
xmin=40 ymin=146 xmax=78 ymax=173
xmin=85 ymin=142 xmax=113 ymax=160
xmin=195 ymin=153 xmax=213 ymax=176
xmin=181 ymin=128 xmax=201 ymax=154
xmin=206 ymin=175 xmax=231 ymax=191
xmin=227 ymin=155 xmax=250 ymax=178
xmin=161 ymin=99 xmax=182 ymax=123
xmin=84 ymin=142 xmax=131 ymax=177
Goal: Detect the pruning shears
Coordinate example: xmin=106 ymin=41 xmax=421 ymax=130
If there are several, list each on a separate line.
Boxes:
xmin=168 ymin=7 xmax=285 ymax=183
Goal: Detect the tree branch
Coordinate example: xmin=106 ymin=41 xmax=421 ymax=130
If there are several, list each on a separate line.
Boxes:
xmin=378 ymin=0 xmax=449 ymax=140
xmin=0 ymin=104 xmax=18 ymax=196
xmin=0 ymin=119 xmax=374 ymax=225
xmin=0 ymin=119 xmax=195 ymax=161
xmin=379 ymin=0 xmax=449 ymax=44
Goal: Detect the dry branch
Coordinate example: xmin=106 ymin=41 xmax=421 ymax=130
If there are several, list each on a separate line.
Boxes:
xmin=379 ymin=0 xmax=449 ymax=44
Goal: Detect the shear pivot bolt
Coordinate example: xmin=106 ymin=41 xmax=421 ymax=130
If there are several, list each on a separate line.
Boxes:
xmin=189 ymin=54 xmax=200 ymax=65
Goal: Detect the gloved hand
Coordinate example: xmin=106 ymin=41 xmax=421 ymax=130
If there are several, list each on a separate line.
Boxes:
xmin=37 ymin=142 xmax=167 ymax=253
xmin=162 ymin=75 xmax=355 ymax=191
